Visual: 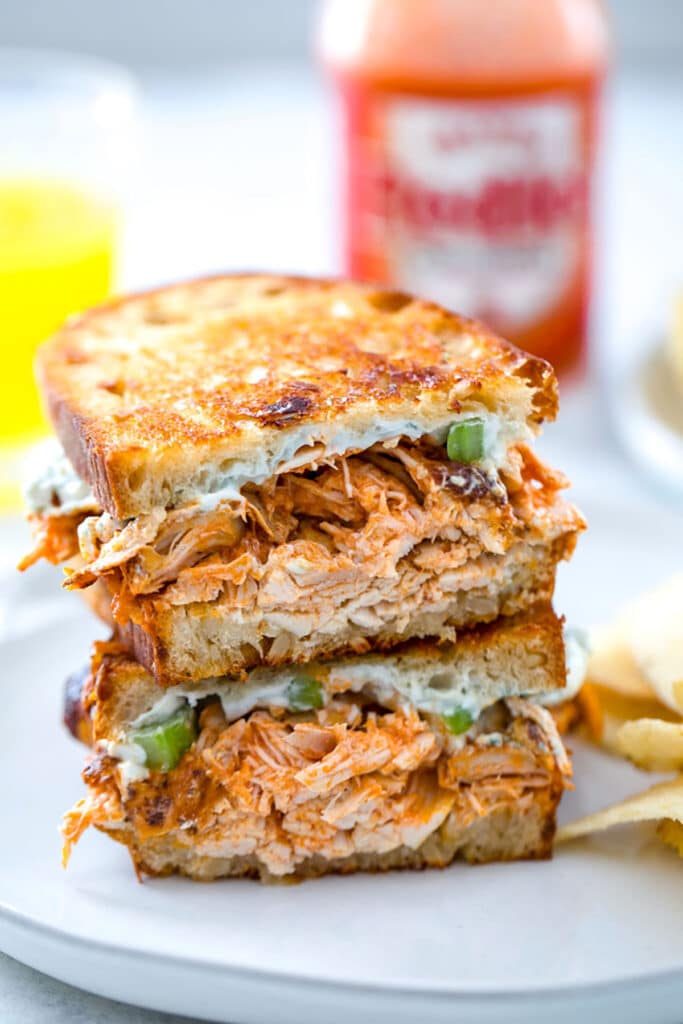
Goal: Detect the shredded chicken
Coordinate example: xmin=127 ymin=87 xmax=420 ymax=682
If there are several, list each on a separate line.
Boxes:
xmin=61 ymin=698 xmax=569 ymax=877
xmin=18 ymin=512 xmax=83 ymax=571
xmin=505 ymin=697 xmax=572 ymax=775
xmin=47 ymin=442 xmax=576 ymax=620
xmin=61 ymin=785 xmax=125 ymax=867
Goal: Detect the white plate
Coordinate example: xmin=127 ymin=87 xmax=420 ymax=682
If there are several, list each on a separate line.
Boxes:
xmin=1 ymin=478 xmax=683 ymax=1024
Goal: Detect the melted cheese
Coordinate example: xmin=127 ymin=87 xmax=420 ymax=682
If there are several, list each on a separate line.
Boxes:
xmin=23 ymin=439 xmax=98 ymax=517
xmin=540 ymin=627 xmax=590 ymax=707
xmin=128 ymin=647 xmax=553 ymax=733
xmin=108 ymin=625 xmax=588 ymax=783
xmin=179 ymin=407 xmax=517 ymax=510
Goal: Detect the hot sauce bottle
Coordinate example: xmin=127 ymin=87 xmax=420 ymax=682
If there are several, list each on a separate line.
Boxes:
xmin=319 ymin=0 xmax=610 ymax=374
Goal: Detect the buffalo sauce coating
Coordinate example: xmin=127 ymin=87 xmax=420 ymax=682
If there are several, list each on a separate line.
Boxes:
xmin=64 ymin=700 xmax=568 ymax=877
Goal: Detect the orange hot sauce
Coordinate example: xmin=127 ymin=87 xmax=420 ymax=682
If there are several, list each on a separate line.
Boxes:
xmin=320 ymin=0 xmax=610 ymax=374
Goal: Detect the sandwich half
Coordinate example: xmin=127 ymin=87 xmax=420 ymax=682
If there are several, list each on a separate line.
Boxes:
xmin=21 ymin=274 xmax=584 ymax=684
xmin=61 ymin=606 xmax=584 ymax=881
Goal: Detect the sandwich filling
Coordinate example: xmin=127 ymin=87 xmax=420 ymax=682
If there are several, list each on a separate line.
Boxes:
xmin=64 ymin=694 xmax=572 ymax=879
xmin=61 ymin=622 xmax=584 ymax=878
xmin=21 ymin=434 xmax=583 ymax=674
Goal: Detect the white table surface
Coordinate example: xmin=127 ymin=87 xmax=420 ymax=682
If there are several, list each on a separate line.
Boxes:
xmin=1 ymin=63 xmax=682 ymax=1024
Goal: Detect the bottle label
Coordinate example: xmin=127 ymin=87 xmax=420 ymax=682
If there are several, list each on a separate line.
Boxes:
xmin=346 ymin=91 xmax=591 ymax=335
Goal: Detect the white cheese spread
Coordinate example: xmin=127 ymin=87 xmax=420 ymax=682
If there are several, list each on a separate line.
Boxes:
xmin=23 ymin=439 xmax=99 ymax=518
xmin=24 ymin=407 xmax=526 ymax=517
xmin=106 ymin=626 xmax=587 ymax=782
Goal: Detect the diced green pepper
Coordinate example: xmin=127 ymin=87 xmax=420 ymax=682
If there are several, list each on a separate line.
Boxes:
xmin=287 ymin=675 xmax=324 ymax=711
xmin=446 ymin=418 xmax=486 ymax=464
xmin=130 ymin=705 xmax=197 ymax=772
xmin=443 ymin=708 xmax=474 ymax=736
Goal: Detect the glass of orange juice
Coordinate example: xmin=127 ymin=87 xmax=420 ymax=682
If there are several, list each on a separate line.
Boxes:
xmin=0 ymin=49 xmax=138 ymax=507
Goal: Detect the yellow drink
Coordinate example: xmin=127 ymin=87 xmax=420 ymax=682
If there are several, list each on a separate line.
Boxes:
xmin=0 ymin=179 xmax=116 ymax=505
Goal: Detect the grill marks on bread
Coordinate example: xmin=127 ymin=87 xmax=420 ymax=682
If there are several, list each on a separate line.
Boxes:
xmin=37 ymin=274 xmax=558 ymax=517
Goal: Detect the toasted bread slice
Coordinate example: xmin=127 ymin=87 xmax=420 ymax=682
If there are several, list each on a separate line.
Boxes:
xmin=72 ymin=605 xmax=567 ymax=743
xmin=38 ymin=274 xmax=557 ymax=518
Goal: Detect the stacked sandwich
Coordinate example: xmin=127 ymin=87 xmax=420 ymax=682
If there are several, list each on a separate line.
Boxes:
xmin=21 ymin=274 xmax=586 ymax=882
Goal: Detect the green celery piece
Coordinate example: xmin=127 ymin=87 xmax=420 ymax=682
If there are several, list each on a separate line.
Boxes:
xmin=443 ymin=708 xmax=474 ymax=736
xmin=130 ymin=705 xmax=197 ymax=772
xmin=446 ymin=418 xmax=486 ymax=464
xmin=287 ymin=675 xmax=324 ymax=711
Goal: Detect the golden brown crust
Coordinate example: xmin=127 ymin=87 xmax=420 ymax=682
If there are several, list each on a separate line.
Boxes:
xmin=38 ymin=274 xmax=558 ymax=517
xmin=69 ymin=603 xmax=565 ymax=742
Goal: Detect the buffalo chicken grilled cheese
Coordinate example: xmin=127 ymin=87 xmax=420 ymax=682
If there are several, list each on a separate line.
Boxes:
xmin=21 ymin=274 xmax=585 ymax=881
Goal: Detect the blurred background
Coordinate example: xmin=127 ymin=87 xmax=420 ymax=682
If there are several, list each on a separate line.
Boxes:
xmin=2 ymin=0 xmax=683 ymax=70
xmin=1 ymin=0 xmax=682 ymax=506
xmin=1 ymin=5 xmax=682 ymax=1019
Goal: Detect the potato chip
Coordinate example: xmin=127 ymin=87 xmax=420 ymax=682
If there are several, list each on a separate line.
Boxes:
xmin=587 ymin=627 xmax=655 ymax=701
xmin=557 ymin=776 xmax=683 ymax=843
xmin=567 ymin=576 xmax=683 ymax=856
xmin=617 ymin=719 xmax=683 ymax=772
xmin=572 ymin=683 xmax=604 ymax=742
xmin=590 ymin=575 xmax=683 ymax=713
xmin=658 ymin=818 xmax=683 ymax=856
xmin=627 ymin=576 xmax=683 ymax=713
xmin=578 ymin=682 xmax=677 ymax=754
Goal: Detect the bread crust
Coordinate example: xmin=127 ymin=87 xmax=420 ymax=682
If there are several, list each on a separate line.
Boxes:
xmin=37 ymin=274 xmax=558 ymax=518
xmin=97 ymin=785 xmax=562 ymax=882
